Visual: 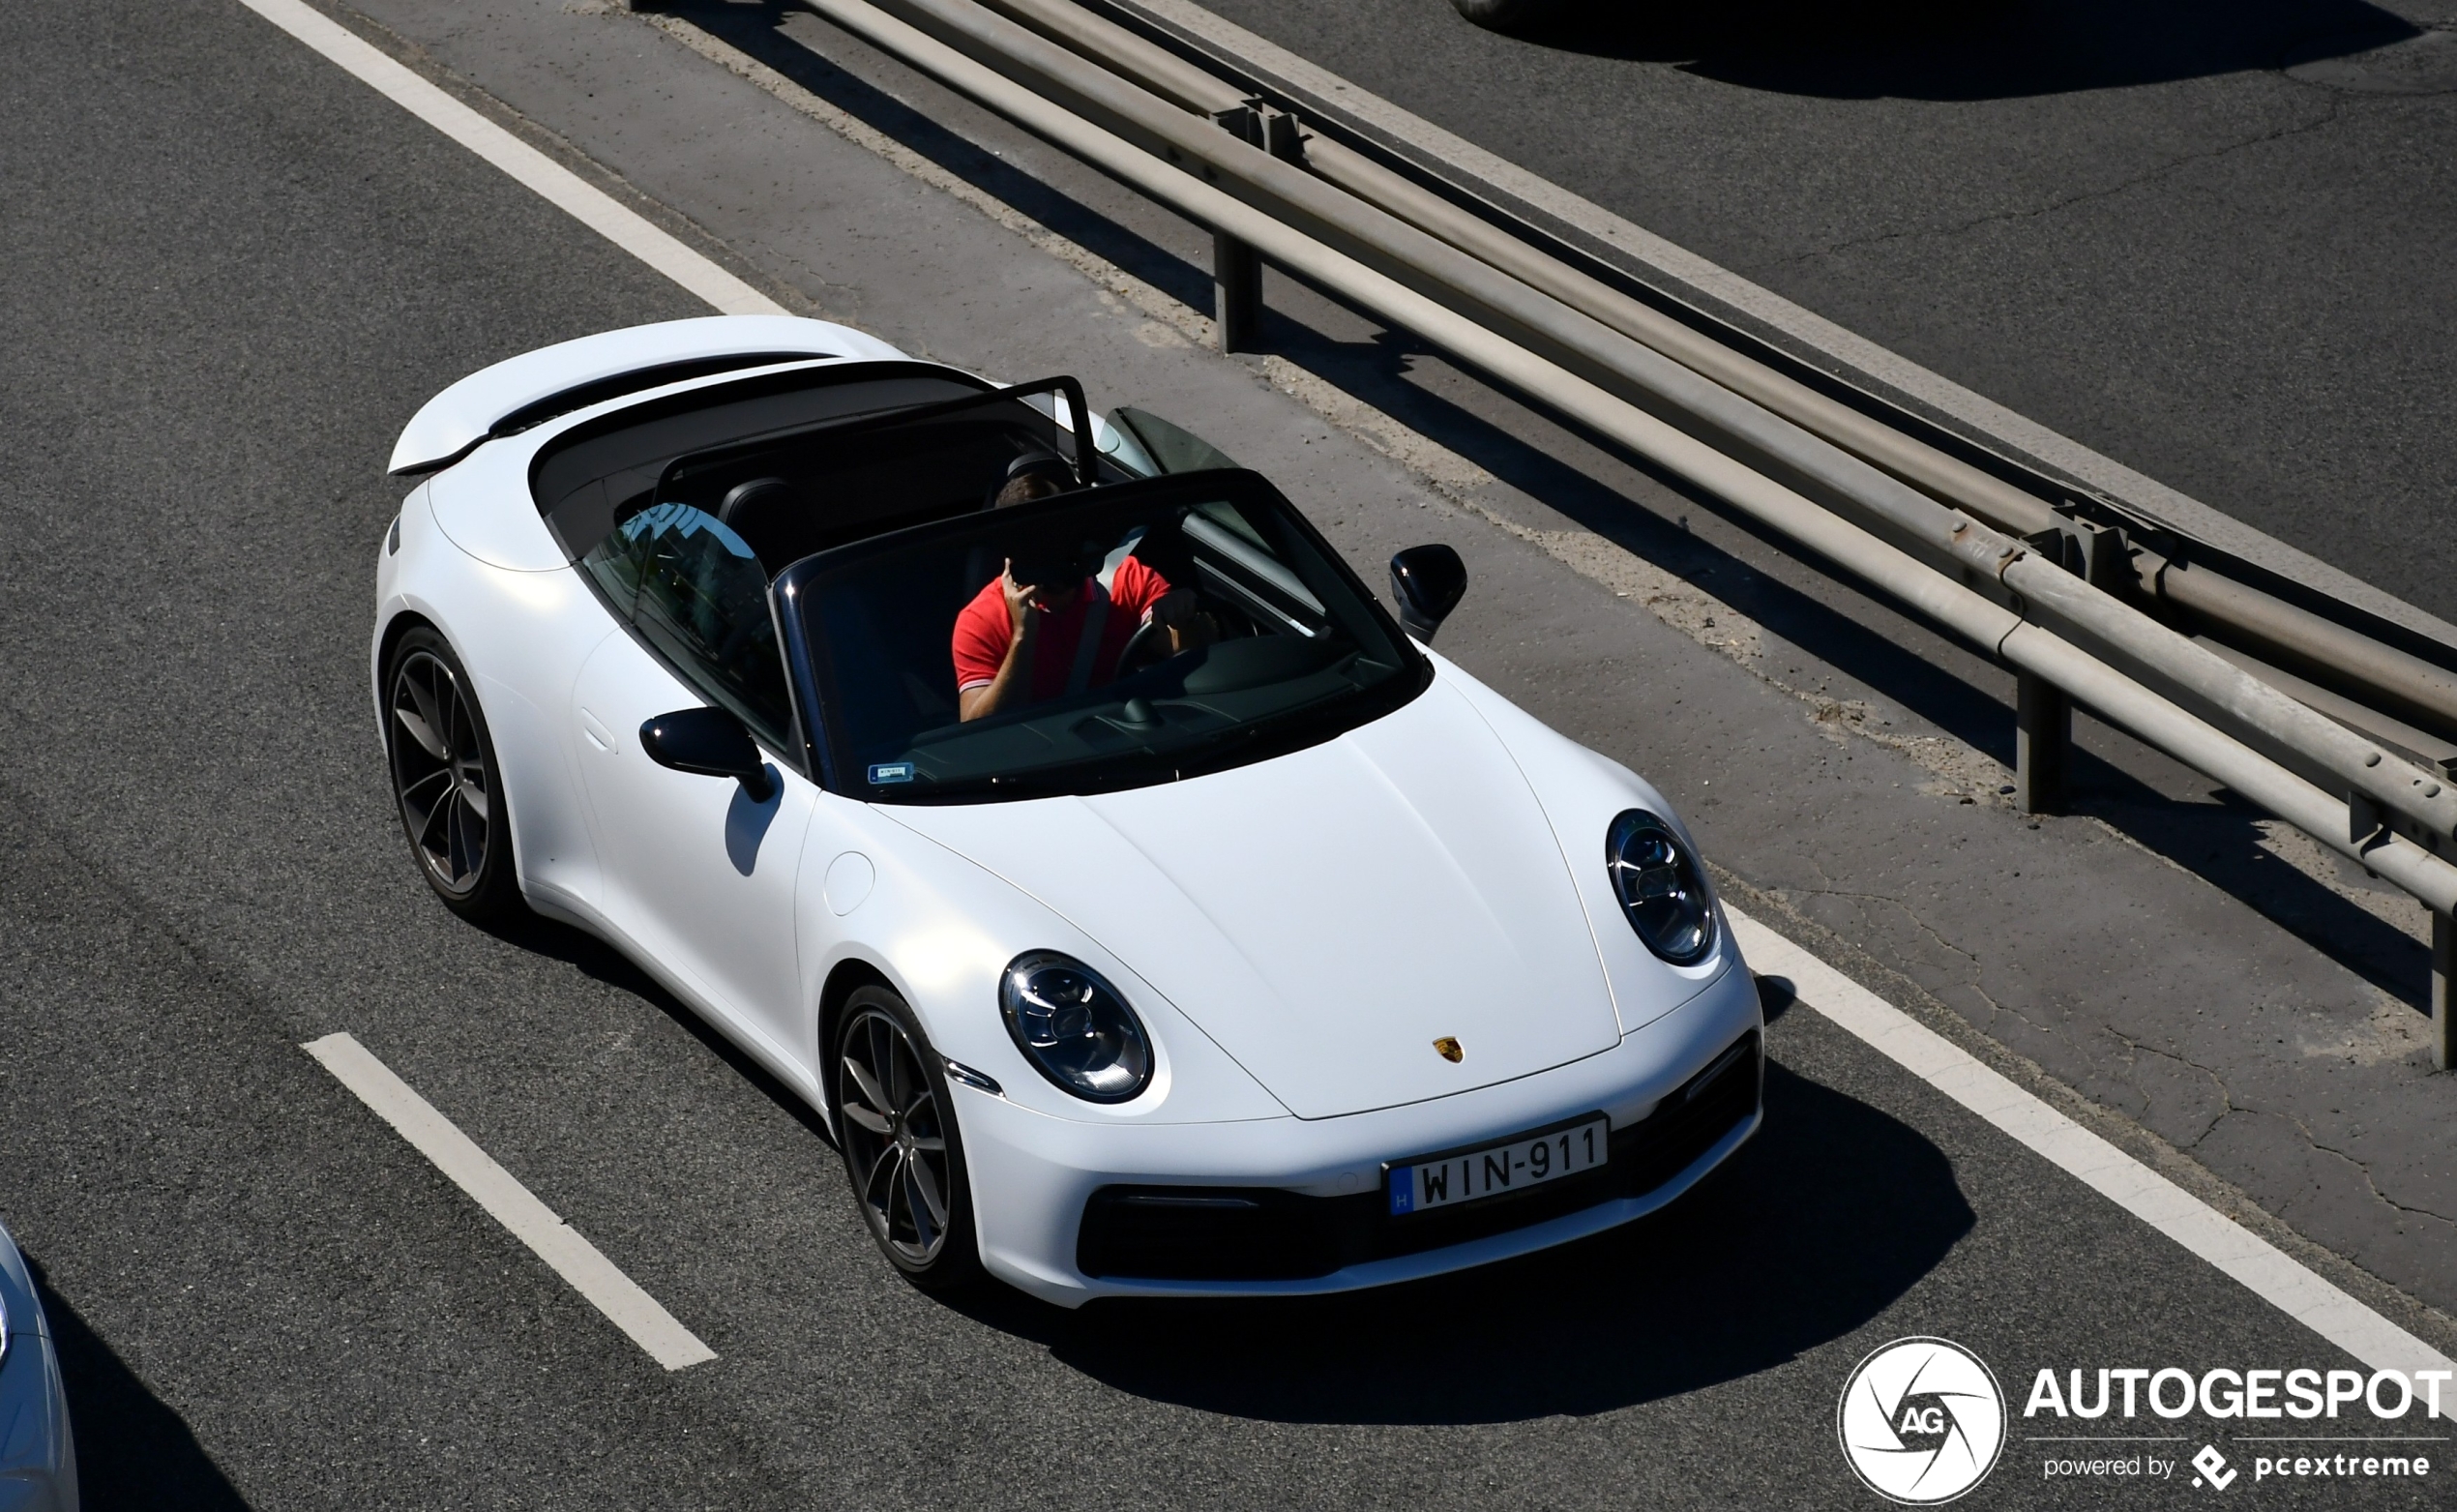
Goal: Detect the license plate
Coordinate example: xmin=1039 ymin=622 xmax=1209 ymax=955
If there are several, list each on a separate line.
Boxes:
xmin=1385 ymin=1115 xmax=1609 ymax=1216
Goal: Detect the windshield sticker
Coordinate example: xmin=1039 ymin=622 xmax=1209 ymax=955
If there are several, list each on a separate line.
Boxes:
xmin=868 ymin=761 xmax=917 ymax=785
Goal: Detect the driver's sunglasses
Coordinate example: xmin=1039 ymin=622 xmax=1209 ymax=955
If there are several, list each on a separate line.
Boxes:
xmin=1008 ymin=554 xmax=1095 ymax=585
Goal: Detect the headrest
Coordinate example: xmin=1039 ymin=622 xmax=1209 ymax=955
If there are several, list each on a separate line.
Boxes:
xmin=988 ymin=449 xmax=1078 ymax=510
xmin=719 ymin=476 xmax=798 ymax=525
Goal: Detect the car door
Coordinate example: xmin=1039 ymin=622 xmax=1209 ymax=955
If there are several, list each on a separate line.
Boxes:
xmin=569 ymin=503 xmax=818 ymax=1072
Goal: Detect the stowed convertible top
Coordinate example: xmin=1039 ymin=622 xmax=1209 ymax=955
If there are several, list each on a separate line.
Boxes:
xmin=388 ymin=313 xmax=904 ymax=476
xmin=528 ymin=361 xmax=1109 ymax=575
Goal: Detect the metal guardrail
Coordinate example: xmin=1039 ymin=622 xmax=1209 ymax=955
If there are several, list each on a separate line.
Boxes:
xmin=790 ymin=0 xmax=2457 ymax=1068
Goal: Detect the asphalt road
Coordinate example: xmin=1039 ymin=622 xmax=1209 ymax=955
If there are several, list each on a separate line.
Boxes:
xmin=0 ymin=0 xmax=2450 ymax=1506
xmin=1194 ymin=0 xmax=2457 ymax=627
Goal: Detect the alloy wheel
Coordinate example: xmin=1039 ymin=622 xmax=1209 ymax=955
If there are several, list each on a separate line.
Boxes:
xmin=389 ymin=648 xmax=492 ymax=896
xmin=837 ymin=1007 xmax=954 ymax=1266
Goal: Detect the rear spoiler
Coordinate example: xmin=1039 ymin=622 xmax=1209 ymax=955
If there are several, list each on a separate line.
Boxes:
xmin=387 ymin=315 xmax=909 ymax=475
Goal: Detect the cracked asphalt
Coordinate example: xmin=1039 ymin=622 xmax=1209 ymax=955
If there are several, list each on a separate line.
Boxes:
xmin=2 ymin=0 xmax=2454 ymax=1503
xmin=1193 ymin=0 xmax=2457 ymax=625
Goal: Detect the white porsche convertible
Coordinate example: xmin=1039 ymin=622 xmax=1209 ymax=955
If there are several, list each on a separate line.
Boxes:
xmin=373 ymin=315 xmax=1761 ymax=1306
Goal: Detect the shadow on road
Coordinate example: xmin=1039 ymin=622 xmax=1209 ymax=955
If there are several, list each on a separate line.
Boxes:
xmin=22 ymin=1253 xmax=252 ymax=1510
xmin=952 ymin=1059 xmax=1970 ymax=1423
xmin=1515 ymin=0 xmax=2419 ymax=100
xmin=2080 ymin=788 xmax=2430 ymax=1008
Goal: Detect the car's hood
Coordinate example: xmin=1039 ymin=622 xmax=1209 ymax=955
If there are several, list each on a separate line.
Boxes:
xmin=882 ymin=679 xmax=1621 ymax=1118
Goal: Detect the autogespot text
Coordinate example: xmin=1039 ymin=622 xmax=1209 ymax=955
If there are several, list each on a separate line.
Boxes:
xmin=2024 ymin=1365 xmax=2449 ymax=1422
xmin=2026 ymin=1366 xmax=2445 ymax=1486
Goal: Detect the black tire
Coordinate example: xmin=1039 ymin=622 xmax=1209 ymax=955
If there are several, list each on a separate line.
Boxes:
xmin=833 ymin=987 xmax=983 ymax=1292
xmin=1449 ymin=0 xmax=1568 ymax=32
xmin=383 ymin=625 xmax=523 ymax=924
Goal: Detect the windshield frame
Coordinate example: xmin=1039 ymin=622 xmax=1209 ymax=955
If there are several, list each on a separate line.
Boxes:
xmin=771 ymin=468 xmax=1432 ymax=803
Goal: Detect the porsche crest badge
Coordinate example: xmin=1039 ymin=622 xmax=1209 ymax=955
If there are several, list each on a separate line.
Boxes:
xmin=1433 ymin=1036 xmax=1464 ymax=1063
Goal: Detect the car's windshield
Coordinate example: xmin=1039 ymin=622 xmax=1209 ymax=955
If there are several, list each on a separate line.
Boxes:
xmin=782 ymin=471 xmax=1427 ymax=801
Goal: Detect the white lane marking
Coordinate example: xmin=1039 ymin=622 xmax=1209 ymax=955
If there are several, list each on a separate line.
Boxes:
xmin=1129 ymin=0 xmax=2457 ymax=644
xmin=303 ymin=1033 xmax=717 ymax=1371
xmin=229 ymin=0 xmax=782 ymax=317
xmin=1729 ymin=908 xmax=2456 ymax=1416
xmin=250 ymin=0 xmax=2451 ymax=1393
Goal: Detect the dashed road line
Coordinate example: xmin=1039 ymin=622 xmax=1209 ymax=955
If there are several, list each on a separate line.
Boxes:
xmin=304 ymin=1032 xmax=716 ymax=1372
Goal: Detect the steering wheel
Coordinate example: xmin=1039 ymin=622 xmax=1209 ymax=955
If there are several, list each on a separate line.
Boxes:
xmin=1115 ymin=615 xmax=1172 ymax=675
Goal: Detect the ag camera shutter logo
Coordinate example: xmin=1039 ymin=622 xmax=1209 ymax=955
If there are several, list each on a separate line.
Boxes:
xmin=1838 ymin=1337 xmax=2008 ymax=1503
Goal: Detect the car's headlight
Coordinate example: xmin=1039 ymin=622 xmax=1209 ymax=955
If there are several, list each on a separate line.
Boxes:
xmin=1607 ymin=809 xmax=1717 ymax=965
xmin=999 ymin=951 xmax=1153 ymax=1102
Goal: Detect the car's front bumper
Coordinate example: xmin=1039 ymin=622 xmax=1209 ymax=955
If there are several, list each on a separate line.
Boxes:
xmin=958 ymin=960 xmax=1763 ymax=1307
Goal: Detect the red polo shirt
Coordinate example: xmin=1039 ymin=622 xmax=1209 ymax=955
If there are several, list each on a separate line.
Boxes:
xmin=952 ymin=555 xmax=1172 ymax=703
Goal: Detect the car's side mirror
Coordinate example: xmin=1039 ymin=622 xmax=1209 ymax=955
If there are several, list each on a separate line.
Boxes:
xmin=1389 ymin=544 xmax=1467 ymax=642
xmin=640 ymin=707 xmax=774 ymax=801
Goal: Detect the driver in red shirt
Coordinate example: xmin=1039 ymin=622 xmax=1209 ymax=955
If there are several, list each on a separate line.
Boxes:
xmin=953 ymin=455 xmax=1206 ymax=721
xmin=952 ymin=549 xmax=1186 ymax=721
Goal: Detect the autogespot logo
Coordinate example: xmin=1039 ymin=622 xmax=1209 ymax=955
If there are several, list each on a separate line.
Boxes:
xmin=1839 ymin=1337 xmax=2009 ymax=1503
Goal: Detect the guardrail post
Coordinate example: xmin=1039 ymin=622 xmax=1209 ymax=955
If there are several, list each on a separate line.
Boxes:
xmin=1213 ymin=230 xmax=1261 ymax=353
xmin=2085 ymin=525 xmax=2129 ymax=588
xmin=2014 ymin=527 xmax=2076 ymax=815
xmin=2350 ymin=791 xmax=2383 ymax=844
xmin=2017 ymin=671 xmax=2069 ymax=815
xmin=2435 ymin=906 xmax=2454 ymax=1071
xmin=1210 ymin=104 xmax=1267 ymax=352
xmin=1207 ymin=103 xmax=1304 ymax=355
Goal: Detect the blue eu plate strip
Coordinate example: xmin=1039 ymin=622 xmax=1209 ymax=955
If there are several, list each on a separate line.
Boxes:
xmin=1386 ymin=1167 xmax=1414 ymax=1216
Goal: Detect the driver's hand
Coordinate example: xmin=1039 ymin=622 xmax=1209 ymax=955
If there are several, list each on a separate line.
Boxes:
xmin=1153 ymin=588 xmax=1215 ymax=654
xmin=1001 ymin=561 xmax=1038 ymax=635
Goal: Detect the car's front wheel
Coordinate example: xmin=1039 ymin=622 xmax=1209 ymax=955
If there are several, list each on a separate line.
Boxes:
xmin=384 ymin=625 xmax=522 ymax=924
xmin=834 ymin=988 xmax=982 ymax=1291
